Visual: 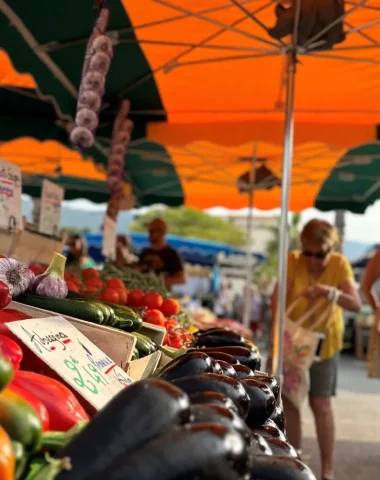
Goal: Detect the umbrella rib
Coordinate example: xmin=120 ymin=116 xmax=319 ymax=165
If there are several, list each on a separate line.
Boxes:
xmin=182 ymin=146 xmax=238 ymax=182
xmin=302 ymin=0 xmax=370 ymax=49
xmin=150 ymin=0 xmax=282 ymax=48
xmin=118 ymin=38 xmax=269 ymax=53
xmin=229 ymin=0 xmax=286 ymax=46
xmin=344 ymin=20 xmax=380 ymax=46
xmin=0 ymin=1 xmax=77 ymax=98
xmin=174 ymin=50 xmax=281 ymax=68
xmin=123 ymin=3 xmax=277 ymax=95
xmin=306 ymin=51 xmax=380 ymax=65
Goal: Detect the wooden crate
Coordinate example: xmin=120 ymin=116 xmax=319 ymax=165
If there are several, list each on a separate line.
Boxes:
xmin=10 ymin=301 xmax=136 ymax=370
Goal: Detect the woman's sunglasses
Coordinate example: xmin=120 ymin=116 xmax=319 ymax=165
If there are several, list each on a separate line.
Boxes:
xmin=302 ymin=250 xmax=328 ymax=259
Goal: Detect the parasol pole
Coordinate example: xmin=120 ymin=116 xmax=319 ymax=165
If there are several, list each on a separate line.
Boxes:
xmin=242 ymin=144 xmax=258 ymax=328
xmin=273 ymin=50 xmax=297 ymax=383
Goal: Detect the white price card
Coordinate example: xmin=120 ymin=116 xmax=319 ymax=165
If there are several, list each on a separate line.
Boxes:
xmin=0 ymin=158 xmax=23 ymax=230
xmin=39 ymin=179 xmax=64 ymax=236
xmin=6 ymin=316 xmax=134 ymax=411
xmin=102 ymin=215 xmax=116 ymax=260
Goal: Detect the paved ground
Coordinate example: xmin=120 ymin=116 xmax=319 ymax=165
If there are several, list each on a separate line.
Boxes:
xmin=301 ymin=355 xmax=380 ymax=479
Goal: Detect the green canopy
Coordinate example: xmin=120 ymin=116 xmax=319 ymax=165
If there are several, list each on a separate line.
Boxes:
xmin=0 ymin=0 xmax=184 ymax=206
xmin=315 ymin=143 xmax=380 ymax=214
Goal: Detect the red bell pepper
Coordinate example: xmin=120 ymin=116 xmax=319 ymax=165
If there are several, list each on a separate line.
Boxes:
xmin=12 ymin=371 xmax=89 ymax=432
xmin=0 ymin=335 xmax=22 ymax=370
xmin=8 ymin=383 xmax=50 ymax=432
xmin=0 ymin=281 xmax=11 ymax=310
xmin=0 ymin=310 xmax=46 ymax=373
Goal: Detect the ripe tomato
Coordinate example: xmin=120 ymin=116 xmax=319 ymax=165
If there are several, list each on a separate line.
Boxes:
xmin=70 ymin=276 xmax=82 ymax=286
xmin=67 ymin=281 xmax=79 ymax=292
xmin=142 ymin=292 xmax=163 ymax=310
xmin=102 ymin=288 xmax=120 ymax=304
xmin=115 ymin=288 xmax=128 ymax=305
xmin=127 ymin=289 xmax=145 ymax=308
xmin=160 ymin=298 xmax=181 ymax=317
xmin=85 ymin=277 xmax=104 ymax=290
xmin=82 ymin=268 xmax=99 ymax=280
xmin=168 ymin=334 xmax=184 ymax=349
xmin=106 ymin=278 xmax=125 ymax=290
xmin=64 ymin=271 xmax=73 ymax=281
xmin=144 ymin=309 xmax=165 ymax=326
xmin=83 ymin=285 xmax=100 ymax=297
xmin=164 ymin=319 xmax=178 ymax=332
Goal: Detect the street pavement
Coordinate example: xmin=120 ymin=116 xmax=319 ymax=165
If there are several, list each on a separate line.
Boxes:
xmin=302 ymin=354 xmax=380 ymax=479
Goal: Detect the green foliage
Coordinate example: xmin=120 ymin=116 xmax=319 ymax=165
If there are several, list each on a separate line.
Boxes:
xmin=253 ymin=213 xmax=301 ymax=287
xmin=130 ymin=207 xmax=247 ymax=247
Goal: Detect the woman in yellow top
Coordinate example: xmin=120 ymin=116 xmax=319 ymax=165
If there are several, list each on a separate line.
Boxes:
xmin=271 ymin=219 xmax=361 ymax=480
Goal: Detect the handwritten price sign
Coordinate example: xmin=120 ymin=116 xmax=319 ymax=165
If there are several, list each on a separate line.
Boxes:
xmin=6 ymin=316 xmax=134 ymax=411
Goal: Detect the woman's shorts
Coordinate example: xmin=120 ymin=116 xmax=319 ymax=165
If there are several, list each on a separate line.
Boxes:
xmin=309 ymin=353 xmax=339 ymax=397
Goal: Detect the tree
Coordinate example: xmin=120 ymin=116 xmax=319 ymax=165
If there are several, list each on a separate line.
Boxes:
xmin=62 ymin=226 xmax=93 ymax=236
xmin=253 ymin=213 xmax=302 ymax=288
xmin=130 ymin=207 xmax=247 ymax=247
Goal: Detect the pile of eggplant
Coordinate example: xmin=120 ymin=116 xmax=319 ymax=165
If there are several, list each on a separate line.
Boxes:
xmin=36 ymin=328 xmax=316 ymax=480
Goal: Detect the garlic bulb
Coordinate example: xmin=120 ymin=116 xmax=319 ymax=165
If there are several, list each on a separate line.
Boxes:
xmin=82 ymin=71 xmax=105 ymax=93
xmin=70 ymin=126 xmax=95 ymax=149
xmin=92 ymin=35 xmax=113 ymax=56
xmin=111 ymin=144 xmax=126 ymax=157
xmin=0 ymin=258 xmax=35 ymax=297
xmin=75 ymin=108 xmax=98 ymax=130
xmin=78 ymin=91 xmax=101 ymax=111
xmin=31 ymin=252 xmax=68 ymax=299
xmin=89 ymin=52 xmax=111 ymax=74
xmin=109 ymin=153 xmax=124 ymax=166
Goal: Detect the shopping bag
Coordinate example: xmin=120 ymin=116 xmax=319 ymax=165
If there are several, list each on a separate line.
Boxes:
xmin=281 ymin=299 xmax=332 ymax=409
xmin=367 ymin=312 xmax=380 ymax=378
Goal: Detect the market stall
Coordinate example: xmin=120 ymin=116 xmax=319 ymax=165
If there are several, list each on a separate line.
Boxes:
xmin=0 ymin=249 xmax=316 ymax=480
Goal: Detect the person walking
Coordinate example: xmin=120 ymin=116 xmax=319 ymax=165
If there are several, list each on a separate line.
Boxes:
xmin=271 ymin=219 xmax=361 ymax=480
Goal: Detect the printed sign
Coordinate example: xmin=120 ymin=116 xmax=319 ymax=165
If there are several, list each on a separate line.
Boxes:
xmin=6 ymin=316 xmax=134 ymax=411
xmin=39 ymin=179 xmax=64 ymax=236
xmin=102 ymin=215 xmax=116 ymax=260
xmin=0 ymin=158 xmax=23 ymax=231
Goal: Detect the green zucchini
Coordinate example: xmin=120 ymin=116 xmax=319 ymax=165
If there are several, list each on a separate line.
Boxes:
xmin=131 ymin=348 xmax=139 ymax=361
xmin=114 ymin=316 xmax=134 ymax=331
xmin=103 ymin=302 xmax=143 ymax=332
xmin=17 ymin=294 xmax=104 ymax=324
xmin=132 ymin=332 xmax=157 ymax=357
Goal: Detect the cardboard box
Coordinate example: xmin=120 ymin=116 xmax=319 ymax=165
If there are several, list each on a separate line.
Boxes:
xmin=140 ymin=322 xmax=166 ymax=345
xmin=10 ymin=301 xmax=136 ymax=370
xmin=127 ymin=351 xmax=162 ymax=381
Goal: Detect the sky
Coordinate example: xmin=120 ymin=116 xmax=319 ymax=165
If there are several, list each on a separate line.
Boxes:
xmin=61 ymin=197 xmax=380 ymax=245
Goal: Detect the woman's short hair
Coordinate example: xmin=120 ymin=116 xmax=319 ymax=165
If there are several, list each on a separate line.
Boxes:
xmin=300 ymin=219 xmax=340 ymax=252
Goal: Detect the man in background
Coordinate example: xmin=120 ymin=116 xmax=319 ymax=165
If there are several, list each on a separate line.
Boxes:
xmin=137 ymin=218 xmax=185 ymax=288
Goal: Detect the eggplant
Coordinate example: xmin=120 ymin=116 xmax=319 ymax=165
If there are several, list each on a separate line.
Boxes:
xmin=266 ymin=438 xmax=299 ymax=458
xmin=206 ymin=352 xmax=240 ymax=366
xmin=269 ymin=405 xmax=286 ymax=432
xmin=89 ymin=423 xmax=250 ymax=480
xmin=251 ymin=374 xmax=280 ymax=402
xmin=252 ymin=424 xmax=287 ymax=442
xmin=249 ymin=455 xmax=316 ymax=480
xmin=194 ymin=328 xmax=242 ymax=340
xmin=211 ymin=359 xmax=223 ymax=375
xmin=234 ymin=364 xmax=255 ymax=380
xmin=193 ymin=332 xmax=247 ymax=348
xmin=54 ymin=379 xmax=190 ymax=480
xmin=190 ymin=404 xmax=251 ymax=441
xmin=172 ymin=374 xmax=250 ymax=418
xmin=157 ymin=351 xmax=214 ymax=382
xmin=249 ymin=433 xmax=272 ymax=456
xmin=199 ymin=347 xmax=261 ymax=372
xmin=217 ymin=360 xmax=237 ymax=378
xmin=190 ymin=392 xmax=239 ymax=414
xmin=241 ymin=379 xmax=276 ymax=429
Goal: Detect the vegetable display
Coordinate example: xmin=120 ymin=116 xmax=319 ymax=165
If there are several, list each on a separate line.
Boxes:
xmin=0 ymin=318 xmax=317 ymax=479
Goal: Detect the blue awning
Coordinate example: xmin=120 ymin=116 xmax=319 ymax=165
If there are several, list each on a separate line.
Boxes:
xmin=84 ymin=233 xmax=266 ymax=267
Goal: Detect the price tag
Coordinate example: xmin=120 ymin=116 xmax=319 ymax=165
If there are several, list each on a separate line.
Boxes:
xmin=102 ymin=215 xmax=116 ymax=260
xmin=6 ymin=316 xmax=134 ymax=411
xmin=39 ymin=179 xmax=64 ymax=236
xmin=0 ymin=158 xmax=23 ymax=230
